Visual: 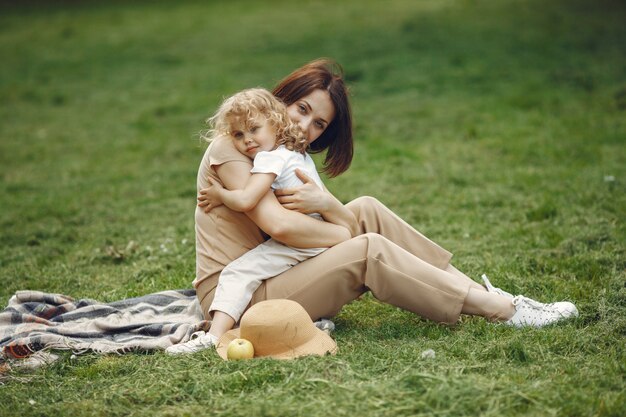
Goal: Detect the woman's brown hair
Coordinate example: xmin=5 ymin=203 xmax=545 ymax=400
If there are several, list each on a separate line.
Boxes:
xmin=272 ymin=58 xmax=353 ymax=177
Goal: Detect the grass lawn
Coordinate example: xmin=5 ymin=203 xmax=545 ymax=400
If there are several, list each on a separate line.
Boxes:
xmin=1 ymin=0 xmax=625 ymax=415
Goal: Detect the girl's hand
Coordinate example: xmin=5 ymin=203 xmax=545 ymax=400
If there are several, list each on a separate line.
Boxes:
xmin=197 ymin=177 xmax=224 ymax=213
xmin=274 ymin=169 xmax=330 ymax=214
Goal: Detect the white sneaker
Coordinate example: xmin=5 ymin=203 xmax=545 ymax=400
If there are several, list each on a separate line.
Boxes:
xmin=165 ymin=331 xmax=217 ymax=355
xmin=481 ymin=274 xmax=513 ymax=298
xmin=505 ymin=295 xmax=579 ymax=328
xmin=314 ymin=318 xmax=335 ymax=335
xmin=9 ymin=351 xmax=60 ymax=370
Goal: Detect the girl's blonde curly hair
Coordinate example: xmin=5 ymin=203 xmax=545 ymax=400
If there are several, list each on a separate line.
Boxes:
xmin=202 ymin=88 xmax=308 ymax=154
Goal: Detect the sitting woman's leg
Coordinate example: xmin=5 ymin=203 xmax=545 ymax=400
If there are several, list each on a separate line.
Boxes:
xmin=255 ymin=233 xmax=472 ymax=323
xmin=254 ymin=232 xmax=576 ymax=327
xmin=462 ymin=288 xmax=515 ymax=320
xmin=346 ymin=196 xmax=485 ymax=292
xmin=445 ymin=264 xmax=486 ymax=292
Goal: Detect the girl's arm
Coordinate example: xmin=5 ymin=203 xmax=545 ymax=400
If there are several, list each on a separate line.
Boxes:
xmin=274 ymin=169 xmax=359 ymax=237
xmin=206 ymin=173 xmax=276 ymax=212
xmin=213 ymin=161 xmax=351 ymax=248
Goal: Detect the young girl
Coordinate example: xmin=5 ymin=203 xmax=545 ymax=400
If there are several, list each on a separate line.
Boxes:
xmin=166 ymin=88 xmax=348 ymax=354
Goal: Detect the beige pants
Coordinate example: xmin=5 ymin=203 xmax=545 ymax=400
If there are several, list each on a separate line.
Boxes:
xmin=209 ymin=239 xmax=326 ymax=322
xmin=196 ymin=196 xmax=470 ymax=324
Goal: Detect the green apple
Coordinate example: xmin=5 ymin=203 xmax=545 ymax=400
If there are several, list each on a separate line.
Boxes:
xmin=226 ymin=338 xmax=255 ymax=360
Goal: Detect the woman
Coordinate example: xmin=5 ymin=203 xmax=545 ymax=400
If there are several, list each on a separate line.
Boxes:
xmin=168 ymin=58 xmax=578 ymax=354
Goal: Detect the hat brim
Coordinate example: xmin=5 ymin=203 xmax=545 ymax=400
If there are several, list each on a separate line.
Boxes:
xmin=216 ymin=327 xmax=337 ymax=360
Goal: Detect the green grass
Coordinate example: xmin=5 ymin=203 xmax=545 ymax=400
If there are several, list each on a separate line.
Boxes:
xmin=1 ymin=0 xmax=625 ymax=415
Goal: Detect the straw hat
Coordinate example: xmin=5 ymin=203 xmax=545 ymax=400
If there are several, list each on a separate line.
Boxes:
xmin=216 ymin=299 xmax=337 ymax=360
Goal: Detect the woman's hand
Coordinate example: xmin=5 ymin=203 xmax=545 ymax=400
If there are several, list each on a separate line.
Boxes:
xmin=197 ymin=177 xmax=225 ymax=213
xmin=274 ymin=169 xmax=330 ymax=214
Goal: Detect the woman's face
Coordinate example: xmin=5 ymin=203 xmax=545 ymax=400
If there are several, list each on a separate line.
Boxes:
xmin=286 ymin=89 xmax=336 ymax=144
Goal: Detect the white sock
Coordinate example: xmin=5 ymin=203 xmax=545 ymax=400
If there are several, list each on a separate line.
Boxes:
xmin=206 ymin=332 xmax=220 ymax=346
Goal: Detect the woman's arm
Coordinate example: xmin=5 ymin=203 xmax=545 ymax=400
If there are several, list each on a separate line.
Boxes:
xmin=214 ymin=161 xmax=351 ymax=248
xmin=274 ymin=169 xmax=359 ymax=237
xmin=205 ymin=173 xmax=276 ymax=212
xmin=316 ymin=191 xmax=359 ymax=238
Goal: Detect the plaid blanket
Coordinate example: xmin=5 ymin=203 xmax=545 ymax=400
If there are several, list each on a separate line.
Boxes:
xmin=0 ymin=289 xmax=209 ymax=360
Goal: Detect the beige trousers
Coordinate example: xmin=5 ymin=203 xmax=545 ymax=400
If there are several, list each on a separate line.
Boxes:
xmin=209 ymin=239 xmax=325 ymax=322
xmin=196 ymin=196 xmax=470 ymax=324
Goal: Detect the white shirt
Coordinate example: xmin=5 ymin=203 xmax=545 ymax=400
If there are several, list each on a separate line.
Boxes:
xmin=250 ymin=145 xmax=324 ymax=220
xmin=250 ymin=145 xmax=324 ymax=190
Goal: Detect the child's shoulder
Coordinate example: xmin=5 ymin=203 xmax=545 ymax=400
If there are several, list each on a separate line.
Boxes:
xmin=255 ymin=146 xmax=304 ymax=167
xmin=271 ymin=145 xmax=299 ymax=157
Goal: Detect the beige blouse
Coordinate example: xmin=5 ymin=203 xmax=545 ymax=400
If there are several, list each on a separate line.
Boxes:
xmin=193 ymin=137 xmax=265 ymax=289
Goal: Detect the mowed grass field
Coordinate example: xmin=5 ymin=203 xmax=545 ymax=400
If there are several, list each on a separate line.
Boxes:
xmin=1 ymin=0 xmax=625 ymax=416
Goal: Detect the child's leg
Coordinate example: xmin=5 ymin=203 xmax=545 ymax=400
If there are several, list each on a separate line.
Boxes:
xmin=208 ymin=311 xmax=236 ymax=340
xmin=208 ymin=239 xmax=325 ymax=335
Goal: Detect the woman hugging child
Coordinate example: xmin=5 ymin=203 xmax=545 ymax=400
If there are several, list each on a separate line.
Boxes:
xmin=166 ymin=88 xmax=346 ymax=354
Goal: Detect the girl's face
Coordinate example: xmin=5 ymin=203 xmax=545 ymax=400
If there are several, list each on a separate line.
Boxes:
xmin=230 ymin=117 xmax=276 ymax=159
xmin=286 ymin=89 xmax=336 ymax=144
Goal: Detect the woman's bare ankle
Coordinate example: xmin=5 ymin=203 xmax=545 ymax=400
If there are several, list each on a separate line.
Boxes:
xmin=492 ymin=296 xmax=516 ymax=321
xmin=462 ymin=288 xmax=515 ymax=321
